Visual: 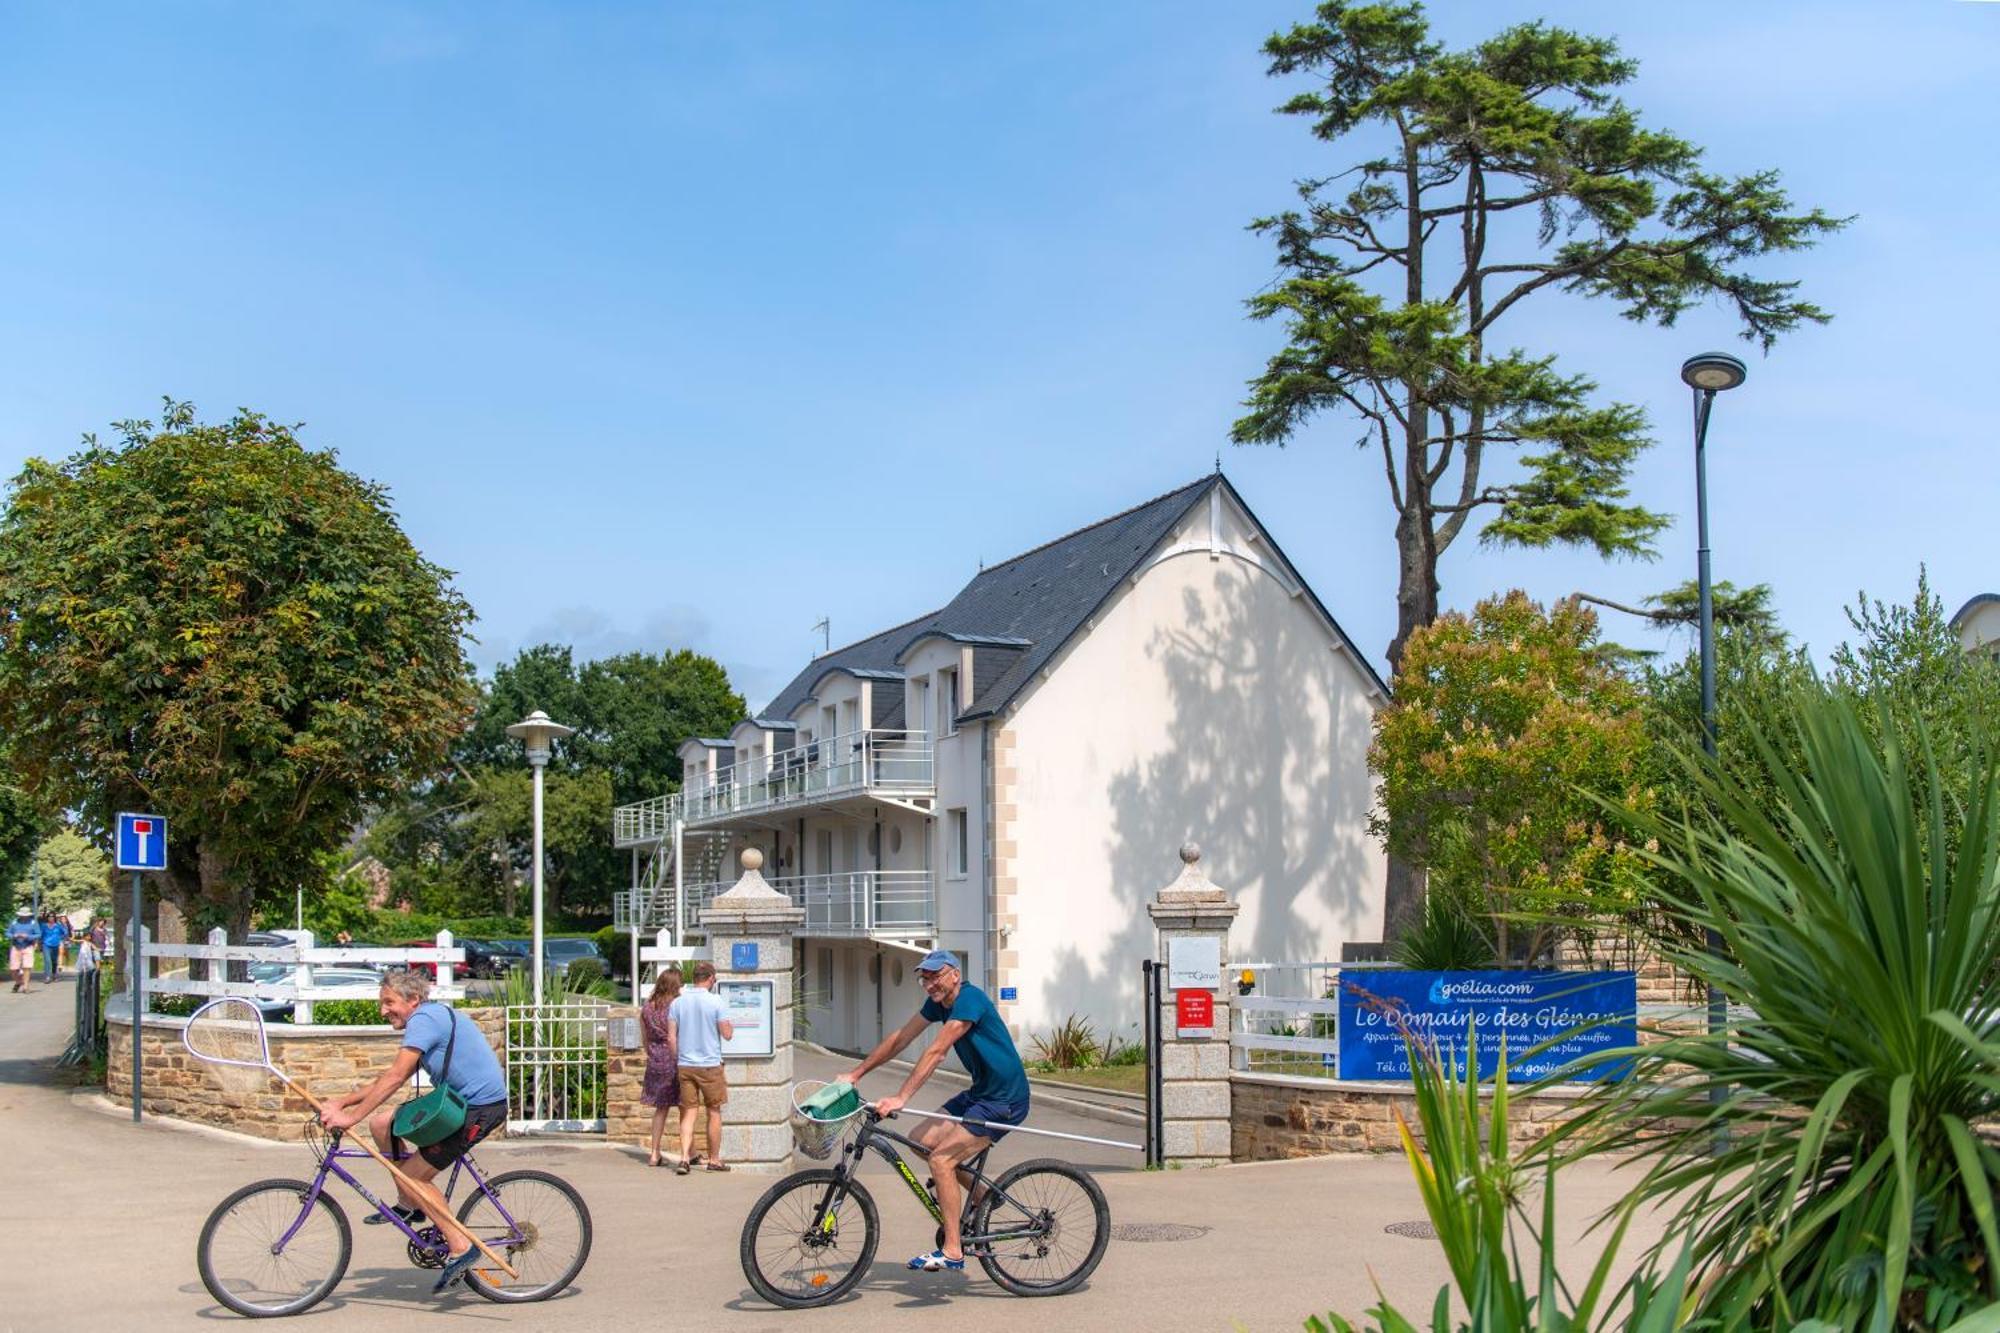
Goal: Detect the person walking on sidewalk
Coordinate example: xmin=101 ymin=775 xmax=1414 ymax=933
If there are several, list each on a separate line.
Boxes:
xmin=8 ymin=907 xmax=39 ymax=994
xmin=838 ymin=948 xmax=1030 ymax=1274
xmin=640 ymin=966 xmax=683 ymax=1167
xmin=40 ymin=913 xmax=69 ymax=982
xmin=668 ymin=960 xmax=734 ymax=1174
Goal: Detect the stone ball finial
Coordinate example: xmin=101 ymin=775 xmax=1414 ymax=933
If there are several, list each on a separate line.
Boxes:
xmin=1180 ymin=842 xmax=1201 ymax=866
xmin=741 ymin=847 xmax=764 ymax=872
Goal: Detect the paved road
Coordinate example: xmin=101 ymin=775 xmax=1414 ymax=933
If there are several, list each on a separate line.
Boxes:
xmin=0 ymin=976 xmax=1663 ymax=1331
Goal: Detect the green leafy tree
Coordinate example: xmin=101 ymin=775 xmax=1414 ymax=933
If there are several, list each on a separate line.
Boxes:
xmin=0 ymin=780 xmax=46 ymax=920
xmin=0 ymin=401 xmax=476 ymax=936
xmin=1233 ymin=2 xmax=1844 ymax=678
xmin=11 ymin=827 xmax=112 ymax=916
xmin=1368 ymin=590 xmax=1653 ymax=964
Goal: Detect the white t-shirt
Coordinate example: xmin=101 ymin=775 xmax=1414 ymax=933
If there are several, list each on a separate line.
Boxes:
xmin=669 ymin=988 xmax=730 ymax=1068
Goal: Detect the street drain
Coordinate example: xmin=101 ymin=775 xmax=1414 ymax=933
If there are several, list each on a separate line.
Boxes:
xmin=1385 ymin=1220 xmax=1436 ymax=1239
xmin=1111 ymin=1222 xmax=1210 ymax=1243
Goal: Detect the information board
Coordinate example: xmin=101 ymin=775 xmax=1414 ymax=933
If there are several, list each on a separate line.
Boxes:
xmin=1337 ymin=970 xmax=1636 ymax=1083
xmin=718 ymin=979 xmax=775 ymax=1058
xmin=1167 ymin=938 xmax=1221 ymax=990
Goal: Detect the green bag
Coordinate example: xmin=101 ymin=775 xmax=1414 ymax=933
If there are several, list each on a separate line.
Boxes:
xmin=391 ymin=1003 xmax=470 ymax=1148
xmin=802 ymin=1079 xmax=860 ymax=1122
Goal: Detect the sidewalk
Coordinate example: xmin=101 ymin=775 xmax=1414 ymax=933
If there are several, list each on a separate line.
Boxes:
xmin=0 ymin=979 xmax=1663 ymax=1330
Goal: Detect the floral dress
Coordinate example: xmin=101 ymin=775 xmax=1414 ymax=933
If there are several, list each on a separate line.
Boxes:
xmin=640 ymin=999 xmax=679 ymax=1108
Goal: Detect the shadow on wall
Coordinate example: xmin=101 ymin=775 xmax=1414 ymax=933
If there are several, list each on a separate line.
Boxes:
xmin=1040 ymin=564 xmax=1378 ymax=1033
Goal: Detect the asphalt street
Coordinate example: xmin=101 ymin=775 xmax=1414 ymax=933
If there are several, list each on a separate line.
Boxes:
xmin=0 ymin=973 xmax=1664 ymax=1331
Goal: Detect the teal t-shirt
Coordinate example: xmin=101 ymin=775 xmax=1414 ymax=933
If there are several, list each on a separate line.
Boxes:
xmin=921 ymin=982 xmax=1029 ymax=1106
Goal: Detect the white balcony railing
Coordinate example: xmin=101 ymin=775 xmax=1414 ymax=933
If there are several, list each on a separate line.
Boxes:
xmin=681 ymin=728 xmax=932 ymax=825
xmin=620 ymin=870 xmax=935 ymax=940
xmin=613 ymin=793 xmax=681 ymax=848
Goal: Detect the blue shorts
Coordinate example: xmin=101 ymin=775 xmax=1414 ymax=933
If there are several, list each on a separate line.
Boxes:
xmin=943 ymin=1091 xmax=1030 ymax=1143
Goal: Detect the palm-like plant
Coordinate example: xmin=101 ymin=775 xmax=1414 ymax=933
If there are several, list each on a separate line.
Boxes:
xmin=1564 ymin=688 xmax=2000 ymax=1328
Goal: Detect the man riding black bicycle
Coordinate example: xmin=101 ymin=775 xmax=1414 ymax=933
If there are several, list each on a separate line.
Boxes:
xmin=839 ymin=948 xmax=1029 ymax=1273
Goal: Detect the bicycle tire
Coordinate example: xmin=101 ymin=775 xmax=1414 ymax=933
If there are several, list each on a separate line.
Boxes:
xmin=197 ymin=1178 xmax=352 ymax=1318
xmin=740 ymin=1169 xmax=879 ymax=1309
xmin=972 ymin=1158 xmax=1110 ymax=1297
xmin=456 ymin=1169 xmax=593 ymax=1303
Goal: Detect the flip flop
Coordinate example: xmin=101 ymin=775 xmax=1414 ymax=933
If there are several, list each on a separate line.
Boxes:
xmin=906 ymin=1249 xmax=966 ymax=1272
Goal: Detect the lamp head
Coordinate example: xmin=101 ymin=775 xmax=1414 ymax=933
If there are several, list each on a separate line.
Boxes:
xmin=1681 ymin=352 xmax=1747 ymax=393
xmin=505 ymin=709 xmax=575 ymax=766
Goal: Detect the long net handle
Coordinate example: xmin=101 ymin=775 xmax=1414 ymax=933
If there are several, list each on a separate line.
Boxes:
xmin=273 ymin=1069 xmax=520 ymax=1280
xmin=895 ymin=1106 xmax=1141 ymax=1153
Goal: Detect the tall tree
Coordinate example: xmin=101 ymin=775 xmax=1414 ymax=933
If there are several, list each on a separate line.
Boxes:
xmin=1233 ymin=2 xmax=1844 ymax=674
xmin=0 ymin=401 xmax=475 ymax=935
xmin=11 ymin=827 xmax=112 ymax=916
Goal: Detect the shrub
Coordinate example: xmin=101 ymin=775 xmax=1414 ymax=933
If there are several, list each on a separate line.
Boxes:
xmin=1102 ymin=1039 xmax=1146 ymax=1068
xmin=1390 ymin=890 xmax=1497 ymax=971
xmin=303 ymin=999 xmax=384 ymax=1026
xmin=1565 ymin=685 xmax=2000 ymax=1326
xmin=1031 ymin=1014 xmax=1099 ymax=1070
xmin=564 ymin=957 xmax=607 ymax=988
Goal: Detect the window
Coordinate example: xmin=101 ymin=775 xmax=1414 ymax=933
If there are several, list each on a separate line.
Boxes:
xmin=815 ymin=948 xmax=832 ymax=1007
xmin=948 ymin=808 xmax=968 ymax=878
xmin=938 ymin=668 xmax=959 ymax=736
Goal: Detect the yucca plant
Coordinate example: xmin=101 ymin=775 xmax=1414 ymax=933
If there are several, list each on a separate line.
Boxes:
xmin=1031 ymin=1014 xmax=1099 ymax=1070
xmin=1308 ymin=1019 xmax=1692 ymax=1332
xmin=1561 ymin=686 xmax=2000 ymax=1329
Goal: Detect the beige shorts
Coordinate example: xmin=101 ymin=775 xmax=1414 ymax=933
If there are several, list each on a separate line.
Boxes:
xmin=678 ymin=1064 xmax=728 ymax=1108
xmin=9 ymin=946 xmax=35 ymax=970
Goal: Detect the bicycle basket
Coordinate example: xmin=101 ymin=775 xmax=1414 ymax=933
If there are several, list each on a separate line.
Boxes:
xmin=790 ymin=1079 xmax=863 ymax=1160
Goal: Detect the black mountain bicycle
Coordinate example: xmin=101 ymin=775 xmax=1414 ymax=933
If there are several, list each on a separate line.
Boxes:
xmin=740 ymin=1106 xmax=1110 ymax=1308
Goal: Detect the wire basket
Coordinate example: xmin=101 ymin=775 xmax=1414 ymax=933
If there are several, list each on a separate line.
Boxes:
xmin=790 ymin=1079 xmax=864 ymax=1160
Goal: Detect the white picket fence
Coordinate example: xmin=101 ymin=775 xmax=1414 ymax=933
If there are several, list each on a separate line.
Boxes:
xmin=138 ymin=926 xmax=465 ymax=1023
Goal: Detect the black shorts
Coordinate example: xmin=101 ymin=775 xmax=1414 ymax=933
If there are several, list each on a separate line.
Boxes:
xmin=405 ymin=1098 xmax=508 ymax=1170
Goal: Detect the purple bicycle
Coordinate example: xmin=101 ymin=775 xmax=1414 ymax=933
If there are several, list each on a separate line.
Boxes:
xmin=195 ymin=1115 xmax=592 ymax=1317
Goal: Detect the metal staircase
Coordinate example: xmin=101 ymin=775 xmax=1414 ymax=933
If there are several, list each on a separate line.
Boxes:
xmin=612 ymin=796 xmax=731 ymax=945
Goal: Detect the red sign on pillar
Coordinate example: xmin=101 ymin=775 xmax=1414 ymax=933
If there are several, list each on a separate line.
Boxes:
xmin=1175 ymin=988 xmax=1214 ymax=1036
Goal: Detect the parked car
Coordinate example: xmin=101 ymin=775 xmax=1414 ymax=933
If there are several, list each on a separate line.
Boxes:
xmin=463 ymin=938 xmax=526 ymax=979
xmin=543 ymin=937 xmax=605 ymax=979
xmin=244 ymin=962 xmax=383 ymax=1021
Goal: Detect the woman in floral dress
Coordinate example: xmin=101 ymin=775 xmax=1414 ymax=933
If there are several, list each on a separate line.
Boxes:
xmin=642 ymin=966 xmax=683 ymax=1166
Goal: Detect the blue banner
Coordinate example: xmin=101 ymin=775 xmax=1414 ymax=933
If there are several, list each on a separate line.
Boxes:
xmin=1336 ymin=970 xmax=1636 ymax=1083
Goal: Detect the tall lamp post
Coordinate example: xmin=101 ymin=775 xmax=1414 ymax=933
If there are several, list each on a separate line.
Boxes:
xmin=506 ymin=709 xmax=575 ymax=1001
xmin=1682 ymin=351 xmax=1747 ymax=1069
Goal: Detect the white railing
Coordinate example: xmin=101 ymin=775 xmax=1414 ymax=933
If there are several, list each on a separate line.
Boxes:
xmin=613 ymin=792 xmax=681 ymax=847
xmin=506 ymin=1000 xmax=608 ymax=1133
xmin=668 ymin=870 xmax=935 ymax=939
xmin=135 ymin=926 xmax=465 ymax=1024
xmin=680 ymin=728 xmax=932 ymax=824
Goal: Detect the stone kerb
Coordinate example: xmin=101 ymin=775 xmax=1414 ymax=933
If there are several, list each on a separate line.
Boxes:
xmin=1148 ymin=842 xmax=1239 ymax=1167
xmin=697 ymin=848 xmax=806 ymax=1173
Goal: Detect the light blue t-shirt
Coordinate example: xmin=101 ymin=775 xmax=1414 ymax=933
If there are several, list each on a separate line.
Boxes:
xmin=401 ymin=1002 xmax=507 ymax=1108
xmin=669 ymin=988 xmax=729 ymax=1068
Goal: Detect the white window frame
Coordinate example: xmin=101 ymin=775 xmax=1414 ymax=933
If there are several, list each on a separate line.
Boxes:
xmin=947 ymin=808 xmax=968 ymax=879
xmin=938 ymin=667 xmax=959 ymax=737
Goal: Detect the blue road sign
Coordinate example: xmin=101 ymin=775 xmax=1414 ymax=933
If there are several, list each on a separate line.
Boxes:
xmin=731 ymin=941 xmax=759 ymax=972
xmin=115 ymin=812 xmax=168 ymax=871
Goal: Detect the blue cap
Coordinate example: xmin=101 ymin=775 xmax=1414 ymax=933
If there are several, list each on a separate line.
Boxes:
xmin=915 ymin=949 xmax=960 ymax=974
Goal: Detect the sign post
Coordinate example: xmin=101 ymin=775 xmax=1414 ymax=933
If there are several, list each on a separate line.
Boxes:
xmin=115 ymin=813 xmax=168 ymax=1123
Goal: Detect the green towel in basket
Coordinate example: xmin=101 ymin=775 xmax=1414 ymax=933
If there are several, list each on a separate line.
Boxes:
xmin=802 ymin=1080 xmax=860 ymax=1121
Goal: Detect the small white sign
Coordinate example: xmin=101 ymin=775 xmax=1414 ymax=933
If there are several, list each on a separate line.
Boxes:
xmin=1168 ymin=937 xmax=1222 ymax=990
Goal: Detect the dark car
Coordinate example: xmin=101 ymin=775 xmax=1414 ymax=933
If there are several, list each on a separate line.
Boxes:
xmin=463 ymin=938 xmax=525 ymax=980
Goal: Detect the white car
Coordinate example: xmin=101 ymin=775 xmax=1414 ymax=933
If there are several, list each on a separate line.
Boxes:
xmin=245 ymin=962 xmax=383 ymax=1021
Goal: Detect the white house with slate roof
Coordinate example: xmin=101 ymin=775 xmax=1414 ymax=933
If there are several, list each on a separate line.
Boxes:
xmin=612 ymin=475 xmax=1389 ymax=1052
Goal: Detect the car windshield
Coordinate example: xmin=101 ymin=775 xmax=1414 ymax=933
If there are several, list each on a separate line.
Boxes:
xmin=246 ymin=962 xmax=291 ymax=984
xmin=546 ymin=940 xmax=597 ymax=959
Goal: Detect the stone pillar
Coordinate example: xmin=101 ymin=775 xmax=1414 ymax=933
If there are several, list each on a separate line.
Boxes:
xmin=1148 ymin=843 xmax=1239 ymax=1167
xmin=699 ymin=848 xmax=806 ymax=1173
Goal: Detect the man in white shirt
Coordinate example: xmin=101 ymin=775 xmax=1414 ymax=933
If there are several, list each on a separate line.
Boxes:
xmin=668 ymin=960 xmax=734 ymax=1173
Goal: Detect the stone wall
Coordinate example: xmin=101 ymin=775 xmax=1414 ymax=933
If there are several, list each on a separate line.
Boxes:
xmin=1230 ymin=1072 xmax=1588 ymax=1161
xmin=107 ymin=1007 xmax=506 ymax=1142
xmin=603 ymin=1005 xmax=708 ymax=1156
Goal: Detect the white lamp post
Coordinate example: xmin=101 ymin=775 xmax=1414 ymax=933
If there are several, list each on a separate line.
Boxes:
xmin=506 ymin=709 xmax=575 ymax=1000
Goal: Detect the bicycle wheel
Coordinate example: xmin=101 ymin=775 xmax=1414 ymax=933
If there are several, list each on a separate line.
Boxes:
xmin=197 ymin=1178 xmax=352 ymax=1318
xmin=456 ymin=1170 xmax=593 ymax=1303
xmin=972 ymin=1159 xmax=1110 ymax=1296
xmin=741 ymin=1169 xmax=879 ymax=1309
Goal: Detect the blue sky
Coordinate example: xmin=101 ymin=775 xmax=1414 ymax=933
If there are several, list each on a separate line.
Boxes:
xmin=3 ymin=2 xmax=1994 ymax=712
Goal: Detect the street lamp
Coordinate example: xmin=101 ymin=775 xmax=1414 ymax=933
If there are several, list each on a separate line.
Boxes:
xmin=1681 ymin=351 xmax=1746 ymax=1099
xmin=506 ymin=709 xmax=575 ymax=1001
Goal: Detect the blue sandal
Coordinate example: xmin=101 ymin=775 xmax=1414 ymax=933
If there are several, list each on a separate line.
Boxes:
xmin=432 ymin=1247 xmax=483 ymax=1294
xmin=906 ymin=1249 xmax=966 ymax=1272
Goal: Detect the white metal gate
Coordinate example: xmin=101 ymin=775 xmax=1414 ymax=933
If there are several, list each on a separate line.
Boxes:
xmin=505 ymin=1002 xmax=610 ymax=1133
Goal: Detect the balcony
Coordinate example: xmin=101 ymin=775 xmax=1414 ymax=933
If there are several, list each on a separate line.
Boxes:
xmin=616 ymin=870 xmax=935 ymax=941
xmin=613 ymin=793 xmax=681 ymax=848
xmin=680 ymin=728 xmax=933 ymax=828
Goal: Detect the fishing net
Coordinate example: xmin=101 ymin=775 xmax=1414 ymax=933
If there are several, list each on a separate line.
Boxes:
xmin=791 ymin=1079 xmax=864 ymax=1160
xmin=183 ymin=997 xmax=278 ymax=1094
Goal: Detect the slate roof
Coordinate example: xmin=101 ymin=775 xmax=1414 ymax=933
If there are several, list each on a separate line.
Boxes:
xmin=754 ymin=477 xmax=1215 ymax=725
xmin=744 ymin=473 xmax=1388 ymax=731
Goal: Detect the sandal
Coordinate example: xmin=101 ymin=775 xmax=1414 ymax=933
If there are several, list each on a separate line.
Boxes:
xmin=704 ymin=1160 xmax=731 ymax=1172
xmin=674 ymin=1159 xmax=691 ymax=1175
xmin=906 ymin=1249 xmax=966 ymax=1272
